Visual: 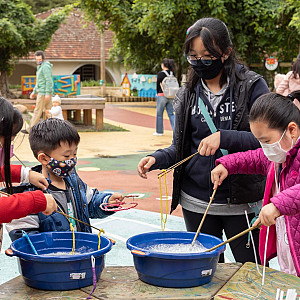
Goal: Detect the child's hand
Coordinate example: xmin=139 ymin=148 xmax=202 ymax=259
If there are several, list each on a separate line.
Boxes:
xmin=253 ymin=203 xmax=281 ymax=227
xmin=43 ymin=194 xmax=57 ymax=215
xmin=29 ymin=170 xmax=49 ymax=191
xmin=108 ymin=193 xmax=124 ymax=204
xmin=211 ymin=164 xmax=228 ymax=190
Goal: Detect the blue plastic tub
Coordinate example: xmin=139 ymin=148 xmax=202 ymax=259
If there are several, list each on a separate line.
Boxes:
xmin=127 ymin=231 xmax=225 ymax=288
xmin=6 ymin=231 xmax=113 ymax=290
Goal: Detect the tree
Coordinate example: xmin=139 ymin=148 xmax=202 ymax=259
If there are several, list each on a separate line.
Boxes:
xmin=80 ymin=0 xmax=300 ymax=80
xmin=282 ymin=0 xmax=300 ymax=37
xmin=0 ymin=0 xmax=72 ymax=98
xmin=23 ymin=0 xmax=75 ymax=14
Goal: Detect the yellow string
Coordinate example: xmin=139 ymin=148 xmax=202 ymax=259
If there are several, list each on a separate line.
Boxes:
xmin=70 ymin=223 xmax=76 ymax=255
xmin=98 ymin=231 xmax=102 ymax=250
xmin=159 ymin=170 xmax=168 ymax=231
xmin=56 ymin=203 xmax=76 ymax=255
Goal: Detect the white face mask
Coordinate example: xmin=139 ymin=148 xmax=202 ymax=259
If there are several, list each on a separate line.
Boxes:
xmin=260 ymin=130 xmax=290 ymax=163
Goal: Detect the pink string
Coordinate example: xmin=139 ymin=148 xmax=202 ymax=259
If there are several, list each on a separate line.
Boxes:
xmin=87 ymin=255 xmax=96 ymax=299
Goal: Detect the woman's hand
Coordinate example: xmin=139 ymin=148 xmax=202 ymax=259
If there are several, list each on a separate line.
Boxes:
xmin=198 ymin=132 xmax=221 ymax=156
xmin=42 ymin=194 xmax=57 ymax=215
xmin=108 ymin=192 xmax=124 ymax=204
xmin=137 ymin=156 xmax=156 ymax=179
xmin=29 ymin=170 xmax=49 ymax=191
xmin=211 ymin=164 xmax=228 ymax=190
xmin=253 ymin=203 xmax=281 ymax=227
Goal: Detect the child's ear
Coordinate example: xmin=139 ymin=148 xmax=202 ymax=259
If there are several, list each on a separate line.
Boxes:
xmin=37 ymin=153 xmax=49 ymax=165
xmin=288 ymin=122 xmax=298 ymax=139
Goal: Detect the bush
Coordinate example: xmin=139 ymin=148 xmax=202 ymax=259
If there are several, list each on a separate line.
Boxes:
xmin=81 ymin=80 xmax=118 ymax=87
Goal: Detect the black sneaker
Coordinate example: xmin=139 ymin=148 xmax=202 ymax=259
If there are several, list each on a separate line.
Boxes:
xmin=21 ymin=129 xmax=29 ymax=134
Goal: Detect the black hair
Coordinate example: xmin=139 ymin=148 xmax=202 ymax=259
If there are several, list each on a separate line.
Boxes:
xmin=292 ymin=54 xmax=300 ymax=79
xmin=34 ymin=50 xmax=45 ymax=59
xmin=162 ymin=58 xmax=176 ymax=74
xmin=183 ymin=17 xmax=240 ymax=90
xmin=29 ymin=118 xmax=80 ymax=159
xmin=249 ymin=91 xmax=300 ymax=132
xmin=0 ymin=97 xmax=23 ymax=194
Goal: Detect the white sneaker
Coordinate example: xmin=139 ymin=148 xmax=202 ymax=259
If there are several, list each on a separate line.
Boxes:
xmin=153 ymin=132 xmax=163 ymax=136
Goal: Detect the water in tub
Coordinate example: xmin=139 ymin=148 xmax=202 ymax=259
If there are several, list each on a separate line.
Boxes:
xmin=145 ymin=241 xmax=208 ymax=254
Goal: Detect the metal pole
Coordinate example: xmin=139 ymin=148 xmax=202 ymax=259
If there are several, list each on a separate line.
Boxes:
xmin=100 ymin=30 xmax=106 ymax=96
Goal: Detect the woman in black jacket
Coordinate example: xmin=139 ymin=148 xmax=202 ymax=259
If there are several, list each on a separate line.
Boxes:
xmin=137 ymin=17 xmax=269 ymax=263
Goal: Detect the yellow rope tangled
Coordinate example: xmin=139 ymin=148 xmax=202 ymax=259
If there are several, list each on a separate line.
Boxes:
xmin=158 ymin=169 xmax=168 ymax=231
xmin=70 ymin=223 xmax=76 ymax=255
xmin=98 ymin=229 xmax=104 ymax=250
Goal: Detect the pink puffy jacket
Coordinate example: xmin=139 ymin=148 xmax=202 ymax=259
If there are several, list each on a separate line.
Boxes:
xmin=216 ymin=140 xmax=300 ymax=277
xmin=276 ymin=71 xmax=300 ymax=96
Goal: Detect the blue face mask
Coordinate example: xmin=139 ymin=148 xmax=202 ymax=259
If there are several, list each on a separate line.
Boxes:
xmin=46 ymin=155 xmax=77 ymax=178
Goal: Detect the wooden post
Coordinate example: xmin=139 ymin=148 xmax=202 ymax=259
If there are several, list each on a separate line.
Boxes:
xmin=83 ymin=110 xmax=92 ymax=126
xmin=100 ymin=30 xmax=106 ymax=97
xmin=74 ymin=110 xmax=81 ymax=121
xmin=62 ymin=110 xmax=68 ymax=120
xmin=96 ymin=109 xmax=103 ymax=131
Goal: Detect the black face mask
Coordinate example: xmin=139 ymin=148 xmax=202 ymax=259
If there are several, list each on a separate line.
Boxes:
xmin=191 ymin=58 xmax=224 ymax=80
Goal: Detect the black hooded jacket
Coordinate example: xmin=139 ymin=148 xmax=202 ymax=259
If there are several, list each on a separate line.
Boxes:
xmin=150 ymin=65 xmax=270 ymax=213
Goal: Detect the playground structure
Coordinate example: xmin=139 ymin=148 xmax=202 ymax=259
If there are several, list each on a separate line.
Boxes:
xmin=21 ymin=75 xmax=81 ymax=97
xmin=121 ymin=73 xmax=157 ymax=98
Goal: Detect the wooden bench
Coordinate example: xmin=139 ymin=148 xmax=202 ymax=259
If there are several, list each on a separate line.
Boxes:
xmin=9 ymin=97 xmax=106 ymax=131
xmin=61 ymin=97 xmax=106 ymax=131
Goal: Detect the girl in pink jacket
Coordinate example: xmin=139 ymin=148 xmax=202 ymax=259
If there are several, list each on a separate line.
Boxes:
xmin=211 ymin=91 xmax=300 ymax=277
xmin=276 ymin=55 xmax=300 ymax=97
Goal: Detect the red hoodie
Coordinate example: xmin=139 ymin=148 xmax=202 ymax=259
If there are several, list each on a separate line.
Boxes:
xmin=0 ymin=165 xmax=47 ymax=223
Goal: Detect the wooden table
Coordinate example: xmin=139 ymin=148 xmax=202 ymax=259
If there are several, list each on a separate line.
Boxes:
xmin=214 ymin=262 xmax=300 ymax=299
xmin=0 ymin=263 xmax=241 ymax=300
xmin=10 ymin=97 xmax=106 ymax=131
xmin=60 ymin=97 xmax=106 ymax=131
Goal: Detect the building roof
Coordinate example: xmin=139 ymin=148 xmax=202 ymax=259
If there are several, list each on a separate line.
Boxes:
xmin=28 ymin=8 xmax=113 ymax=61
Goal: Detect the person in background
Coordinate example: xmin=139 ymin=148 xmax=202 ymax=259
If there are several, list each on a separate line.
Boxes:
xmin=276 ymin=54 xmax=300 ymax=97
xmin=211 ymin=91 xmax=300 ymax=276
xmin=47 ymin=95 xmax=64 ymax=120
xmin=153 ymin=58 xmax=176 ymax=136
xmin=138 ymin=17 xmax=269 ymax=264
xmin=22 ymin=50 xmax=53 ymax=134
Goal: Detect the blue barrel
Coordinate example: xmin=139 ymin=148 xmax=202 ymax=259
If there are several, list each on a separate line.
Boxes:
xmin=7 ymin=232 xmax=113 ymax=290
xmin=127 ymin=231 xmax=225 ymax=288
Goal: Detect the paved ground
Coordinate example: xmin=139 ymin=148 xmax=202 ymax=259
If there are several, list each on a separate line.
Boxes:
xmin=0 ymin=101 xmax=279 ymax=285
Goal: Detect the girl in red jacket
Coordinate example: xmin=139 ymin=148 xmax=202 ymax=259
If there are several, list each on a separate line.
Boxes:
xmin=0 ymin=97 xmax=57 ymax=248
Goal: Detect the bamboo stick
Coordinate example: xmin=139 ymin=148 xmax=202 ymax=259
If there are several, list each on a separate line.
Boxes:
xmin=205 ymin=223 xmax=261 ymax=252
xmin=191 ymin=189 xmax=217 ymax=246
xmin=157 ymin=152 xmax=198 ymax=177
xmin=56 ymin=210 xmax=104 ymax=233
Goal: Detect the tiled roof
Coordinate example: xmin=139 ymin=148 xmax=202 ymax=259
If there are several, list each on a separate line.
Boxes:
xmin=27 ymin=8 xmax=113 ymax=60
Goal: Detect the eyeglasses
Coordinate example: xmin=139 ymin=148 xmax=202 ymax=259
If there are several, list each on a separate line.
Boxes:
xmin=186 ymin=55 xmax=215 ymax=66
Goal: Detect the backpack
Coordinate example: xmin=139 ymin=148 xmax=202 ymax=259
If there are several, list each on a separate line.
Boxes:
xmin=160 ymin=70 xmax=180 ymax=99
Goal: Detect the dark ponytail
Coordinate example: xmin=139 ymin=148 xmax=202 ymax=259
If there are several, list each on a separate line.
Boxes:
xmin=162 ymin=58 xmax=176 ymax=74
xmin=0 ymin=97 xmax=23 ymax=194
xmin=249 ymin=92 xmax=300 ymax=132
